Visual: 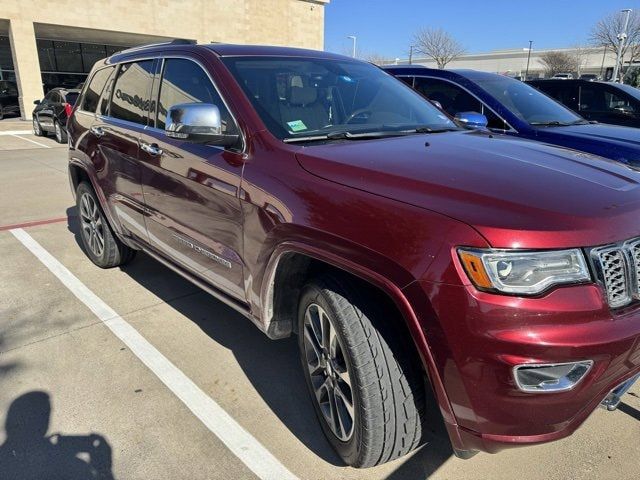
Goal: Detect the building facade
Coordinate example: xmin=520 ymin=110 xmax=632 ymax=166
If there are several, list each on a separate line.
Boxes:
xmin=1 ymin=0 xmax=328 ymax=119
xmin=392 ymin=46 xmax=624 ymax=80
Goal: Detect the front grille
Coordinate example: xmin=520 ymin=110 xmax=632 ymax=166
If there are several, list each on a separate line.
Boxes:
xmin=591 ymin=238 xmax=640 ymax=308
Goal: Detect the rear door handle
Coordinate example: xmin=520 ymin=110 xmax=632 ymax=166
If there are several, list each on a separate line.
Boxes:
xmin=140 ymin=142 xmax=163 ymax=156
xmin=90 ymin=126 xmax=105 ymax=137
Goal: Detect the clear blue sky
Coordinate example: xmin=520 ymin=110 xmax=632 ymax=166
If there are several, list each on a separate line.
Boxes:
xmin=324 ymin=0 xmax=639 ymax=59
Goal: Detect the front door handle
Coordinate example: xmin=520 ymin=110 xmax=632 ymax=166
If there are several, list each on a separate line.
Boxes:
xmin=141 ymin=142 xmax=163 ymax=156
xmin=90 ymin=126 xmax=105 ymax=137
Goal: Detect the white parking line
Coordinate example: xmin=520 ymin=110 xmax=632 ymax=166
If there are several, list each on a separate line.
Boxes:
xmin=9 ymin=228 xmax=299 ymax=480
xmin=0 ymin=130 xmax=34 ymax=135
xmin=9 ymin=133 xmax=51 ymax=149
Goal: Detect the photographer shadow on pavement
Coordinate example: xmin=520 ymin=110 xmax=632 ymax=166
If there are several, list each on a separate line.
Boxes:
xmin=0 ymin=391 xmax=115 ymax=480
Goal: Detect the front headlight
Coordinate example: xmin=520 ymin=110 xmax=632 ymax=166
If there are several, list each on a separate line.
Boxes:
xmin=458 ymin=248 xmax=591 ymax=295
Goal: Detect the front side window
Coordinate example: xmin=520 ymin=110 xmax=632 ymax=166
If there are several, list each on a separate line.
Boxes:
xmin=476 ymin=76 xmax=583 ymax=126
xmin=82 ymin=67 xmax=113 ymax=113
xmin=111 ymin=60 xmax=154 ymax=125
xmin=580 ymin=85 xmax=638 ymax=115
xmin=222 ymin=56 xmax=458 ymax=140
xmin=155 ymin=58 xmax=237 ymax=133
xmin=411 ymin=77 xmax=506 ymax=130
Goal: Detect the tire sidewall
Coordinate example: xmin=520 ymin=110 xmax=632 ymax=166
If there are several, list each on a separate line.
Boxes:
xmin=33 ymin=118 xmax=41 ymax=136
xmin=297 ymin=283 xmax=363 ymax=466
xmin=55 ymin=121 xmax=63 ymax=143
xmin=76 ymin=183 xmax=109 ymax=266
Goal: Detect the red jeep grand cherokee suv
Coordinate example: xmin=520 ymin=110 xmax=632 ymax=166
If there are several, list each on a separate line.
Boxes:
xmin=67 ymin=41 xmax=640 ymax=467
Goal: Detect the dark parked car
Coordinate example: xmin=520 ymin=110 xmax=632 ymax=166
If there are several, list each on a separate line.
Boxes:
xmin=385 ymin=66 xmax=640 ymax=167
xmin=68 ymin=41 xmax=640 ymax=467
xmin=0 ymin=80 xmax=20 ymax=120
xmin=32 ymin=87 xmax=80 ymax=143
xmin=528 ymin=79 xmax=640 ymax=128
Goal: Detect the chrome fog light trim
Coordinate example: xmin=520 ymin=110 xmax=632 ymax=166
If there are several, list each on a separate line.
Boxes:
xmin=514 ymin=361 xmax=593 ymax=393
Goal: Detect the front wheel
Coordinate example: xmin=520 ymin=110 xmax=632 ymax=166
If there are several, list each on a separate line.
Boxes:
xmin=76 ymin=182 xmax=136 ymax=268
xmin=298 ymin=274 xmax=425 ymax=468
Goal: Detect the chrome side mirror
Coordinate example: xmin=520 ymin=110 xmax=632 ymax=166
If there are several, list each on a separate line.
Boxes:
xmin=165 ymin=103 xmax=239 ymax=147
xmin=455 ymin=111 xmax=489 ymax=129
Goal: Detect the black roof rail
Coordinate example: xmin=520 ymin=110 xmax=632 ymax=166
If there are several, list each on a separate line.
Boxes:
xmin=113 ymin=38 xmax=196 ymax=56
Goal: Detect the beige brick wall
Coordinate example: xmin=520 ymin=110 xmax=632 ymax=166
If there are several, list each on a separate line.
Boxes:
xmin=2 ymin=0 xmax=328 ymax=118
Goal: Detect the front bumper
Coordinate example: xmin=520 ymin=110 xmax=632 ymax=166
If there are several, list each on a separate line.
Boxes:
xmin=408 ymin=280 xmax=640 ymax=454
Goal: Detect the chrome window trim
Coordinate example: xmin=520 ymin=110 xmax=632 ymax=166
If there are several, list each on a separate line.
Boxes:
xmin=90 ymin=53 xmax=246 ymax=154
xmin=395 ymin=74 xmax=516 ymax=133
xmin=77 ymin=65 xmax=116 ymax=115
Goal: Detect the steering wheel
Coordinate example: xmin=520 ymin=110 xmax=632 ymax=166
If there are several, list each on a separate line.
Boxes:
xmin=344 ymin=109 xmax=373 ymax=124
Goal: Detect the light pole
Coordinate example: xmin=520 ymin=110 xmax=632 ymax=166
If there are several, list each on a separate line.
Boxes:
xmin=347 ymin=35 xmax=357 ymax=58
xmin=612 ymin=9 xmax=632 ymax=83
xmin=409 ymin=45 xmax=415 ymax=64
xmin=525 ymin=40 xmax=533 ymax=80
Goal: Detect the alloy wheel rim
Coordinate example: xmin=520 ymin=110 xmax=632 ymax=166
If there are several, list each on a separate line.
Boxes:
xmin=55 ymin=123 xmax=61 ymax=141
xmin=303 ymin=303 xmax=355 ymax=441
xmin=33 ymin=120 xmax=40 ymax=135
xmin=79 ymin=192 xmax=105 ymax=257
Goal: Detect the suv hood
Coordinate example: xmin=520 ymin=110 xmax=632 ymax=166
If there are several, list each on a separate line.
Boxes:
xmin=295 ymin=131 xmax=640 ymax=249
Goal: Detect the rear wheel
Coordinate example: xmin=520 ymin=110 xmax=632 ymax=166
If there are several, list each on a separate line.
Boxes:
xmin=76 ymin=182 xmax=136 ymax=268
xmin=298 ymin=274 xmax=424 ymax=468
xmin=33 ymin=117 xmax=44 ymax=136
xmin=54 ymin=120 xmax=67 ymax=143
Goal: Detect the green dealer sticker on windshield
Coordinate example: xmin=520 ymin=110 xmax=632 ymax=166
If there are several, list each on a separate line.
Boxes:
xmin=287 ymin=120 xmax=308 ymax=132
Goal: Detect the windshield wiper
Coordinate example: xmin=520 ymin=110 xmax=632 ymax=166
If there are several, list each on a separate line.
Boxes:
xmin=284 ymin=130 xmax=417 ymax=143
xmin=530 ymin=119 xmax=589 ymax=127
xmin=412 ymin=126 xmax=461 ymax=133
xmin=283 ymin=126 xmax=461 ymax=143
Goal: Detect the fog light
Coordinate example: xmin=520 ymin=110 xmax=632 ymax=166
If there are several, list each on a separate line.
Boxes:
xmin=514 ymin=361 xmax=593 ymax=393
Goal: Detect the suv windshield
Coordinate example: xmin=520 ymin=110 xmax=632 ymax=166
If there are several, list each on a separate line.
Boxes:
xmin=222 ymin=56 xmax=458 ymax=141
xmin=474 ymin=75 xmax=584 ymax=126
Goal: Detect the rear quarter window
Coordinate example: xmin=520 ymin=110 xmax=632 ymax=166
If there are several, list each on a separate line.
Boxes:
xmin=81 ymin=67 xmax=114 ymax=113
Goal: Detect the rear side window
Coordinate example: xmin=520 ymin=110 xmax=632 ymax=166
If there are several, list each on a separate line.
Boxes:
xmin=111 ymin=60 xmax=154 ymax=125
xmin=156 ymin=58 xmax=237 ymax=133
xmin=65 ymin=92 xmax=79 ymax=105
xmin=82 ymin=67 xmax=113 ymax=113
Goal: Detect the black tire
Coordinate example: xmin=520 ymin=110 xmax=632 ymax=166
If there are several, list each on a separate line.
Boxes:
xmin=54 ymin=120 xmax=67 ymax=143
xmin=298 ymin=274 xmax=425 ymax=468
xmin=0 ymin=105 xmax=4 ymax=121
xmin=33 ymin=117 xmax=45 ymax=137
xmin=76 ymin=182 xmax=136 ymax=268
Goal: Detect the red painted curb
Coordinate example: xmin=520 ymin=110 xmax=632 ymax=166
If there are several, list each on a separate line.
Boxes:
xmin=0 ymin=216 xmax=70 ymax=232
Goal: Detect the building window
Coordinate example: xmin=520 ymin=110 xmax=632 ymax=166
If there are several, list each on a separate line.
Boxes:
xmin=37 ymin=40 xmax=56 ymax=72
xmin=36 ymin=40 xmax=130 ymax=93
xmin=53 ymin=41 xmax=83 ymax=73
xmin=0 ymin=36 xmax=15 ymax=81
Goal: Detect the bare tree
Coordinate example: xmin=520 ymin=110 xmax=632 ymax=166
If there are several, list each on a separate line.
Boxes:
xmin=363 ymin=52 xmax=390 ymax=66
xmin=539 ymin=51 xmax=576 ymax=76
xmin=412 ymin=28 xmax=465 ymax=69
xmin=571 ymin=45 xmax=590 ymax=76
xmin=590 ymin=10 xmax=640 ymax=67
